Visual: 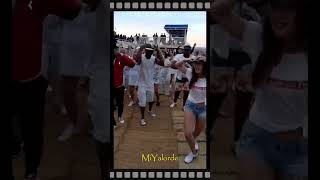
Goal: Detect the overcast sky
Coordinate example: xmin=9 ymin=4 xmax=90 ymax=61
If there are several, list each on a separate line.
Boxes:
xmin=114 ymin=11 xmax=207 ymax=47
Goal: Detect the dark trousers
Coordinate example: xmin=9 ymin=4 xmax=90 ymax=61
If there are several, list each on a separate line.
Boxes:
xmin=208 ymin=92 xmax=228 ymax=132
xmin=11 ymin=76 xmax=48 ymax=176
xmin=112 ymin=86 xmax=125 ymax=126
xmin=234 ymin=90 xmax=254 ymax=142
xmin=114 ymin=86 xmax=125 ymax=118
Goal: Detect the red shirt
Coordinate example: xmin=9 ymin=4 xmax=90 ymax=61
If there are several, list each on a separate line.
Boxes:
xmin=12 ymin=0 xmax=81 ymax=81
xmin=113 ymin=54 xmax=136 ymax=88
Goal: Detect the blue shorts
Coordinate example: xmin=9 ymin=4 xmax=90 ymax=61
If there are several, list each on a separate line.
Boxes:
xmin=184 ymin=100 xmax=206 ymax=120
xmin=237 ymin=121 xmax=308 ymax=178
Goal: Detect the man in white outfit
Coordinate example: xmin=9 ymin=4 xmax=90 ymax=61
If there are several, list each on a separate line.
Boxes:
xmin=135 ymin=44 xmax=165 ymax=126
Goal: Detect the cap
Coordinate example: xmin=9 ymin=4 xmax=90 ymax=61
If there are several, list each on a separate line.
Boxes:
xmin=192 ymin=56 xmax=206 ymax=63
xmin=144 ymin=44 xmax=154 ymax=51
xmin=183 ymin=44 xmax=192 ymax=49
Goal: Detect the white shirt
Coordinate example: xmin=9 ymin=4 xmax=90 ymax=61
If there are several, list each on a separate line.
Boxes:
xmin=43 ymin=15 xmax=63 ymax=44
xmin=60 ymin=8 xmax=93 ymax=64
xmin=185 ymin=68 xmax=207 ymax=104
xmin=154 ymin=64 xmax=162 ymax=77
xmin=138 ymin=55 xmax=156 ymax=91
xmin=174 ymin=54 xmax=196 ymax=80
xmin=132 ymin=64 xmax=140 ymax=72
xmin=242 ymin=21 xmax=308 ymax=133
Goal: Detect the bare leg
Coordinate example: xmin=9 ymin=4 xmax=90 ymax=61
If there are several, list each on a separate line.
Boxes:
xmin=140 ymin=107 xmax=145 ymax=120
xmin=155 ymin=84 xmax=160 ymax=105
xmin=184 ymin=111 xmax=197 ymax=154
xmin=129 ymin=86 xmax=135 ymax=103
xmin=193 ymin=119 xmax=206 ymax=140
xmin=62 ymin=76 xmax=79 ymax=125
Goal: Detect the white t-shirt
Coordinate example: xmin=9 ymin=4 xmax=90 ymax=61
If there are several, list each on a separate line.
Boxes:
xmin=132 ymin=64 xmax=140 ymax=72
xmin=138 ymin=55 xmax=156 ymax=91
xmin=123 ymin=66 xmax=130 ymax=77
xmin=174 ymin=54 xmax=196 ymax=80
xmin=185 ymin=68 xmax=207 ymax=104
xmin=162 ymin=58 xmax=171 ymax=81
xmin=60 ymin=8 xmax=94 ymax=76
xmin=43 ymin=15 xmax=63 ymax=44
xmin=242 ymin=21 xmax=308 ymax=133
xmin=129 ymin=64 xmax=140 ymax=76
xmin=154 ymin=64 xmax=162 ymax=79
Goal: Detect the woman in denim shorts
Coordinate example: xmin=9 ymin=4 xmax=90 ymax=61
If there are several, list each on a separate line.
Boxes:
xmin=176 ymin=56 xmax=207 ymax=164
xmin=211 ymin=0 xmax=308 ymax=179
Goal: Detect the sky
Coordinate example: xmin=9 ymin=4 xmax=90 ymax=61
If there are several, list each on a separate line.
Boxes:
xmin=114 ymin=11 xmax=207 ymax=47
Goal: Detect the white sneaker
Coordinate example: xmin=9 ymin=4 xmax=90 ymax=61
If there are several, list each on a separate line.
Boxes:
xmin=170 ymin=103 xmax=176 ymax=108
xmin=47 ymin=85 xmax=53 ymax=93
xmin=148 ymin=111 xmax=156 ymax=117
xmin=119 ymin=117 xmax=125 ymax=124
xmin=61 ymin=106 xmax=67 ymax=116
xmin=184 ymin=151 xmax=198 ymax=164
xmin=57 ymin=124 xmax=75 ymax=141
xmin=128 ymin=101 xmax=134 ymax=107
xmin=140 ymin=119 xmax=147 ymax=126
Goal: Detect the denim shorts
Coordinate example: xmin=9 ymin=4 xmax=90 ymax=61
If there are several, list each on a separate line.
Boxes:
xmin=237 ymin=121 xmax=308 ymax=177
xmin=184 ymin=100 xmax=206 ymax=120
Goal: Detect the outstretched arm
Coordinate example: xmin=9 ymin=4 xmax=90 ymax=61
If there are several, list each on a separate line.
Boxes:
xmin=134 ymin=45 xmax=145 ymax=65
xmin=191 ymin=43 xmax=196 ymax=54
xmin=121 ymin=55 xmax=136 ymax=68
xmin=155 ymin=46 xmax=165 ymax=66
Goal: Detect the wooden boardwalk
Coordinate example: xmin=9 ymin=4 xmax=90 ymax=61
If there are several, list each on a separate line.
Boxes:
xmin=114 ymin=95 xmax=179 ymax=169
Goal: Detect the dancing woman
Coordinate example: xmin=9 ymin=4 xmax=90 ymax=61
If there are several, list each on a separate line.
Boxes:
xmin=210 ymin=0 xmax=308 ymax=179
xmin=175 ymin=56 xmax=207 ymax=163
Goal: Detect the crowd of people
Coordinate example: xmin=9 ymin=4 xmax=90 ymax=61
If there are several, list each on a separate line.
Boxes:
xmin=112 ymin=41 xmax=207 ymax=163
xmin=115 ymin=32 xmax=184 ymax=46
xmin=114 ymin=33 xmax=135 ymax=42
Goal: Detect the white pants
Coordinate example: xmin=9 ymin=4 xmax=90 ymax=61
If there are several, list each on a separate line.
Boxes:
xmin=138 ymin=87 xmax=154 ymax=107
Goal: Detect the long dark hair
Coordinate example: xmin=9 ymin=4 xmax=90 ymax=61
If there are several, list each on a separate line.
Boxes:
xmin=252 ymin=0 xmax=307 ymax=88
xmin=189 ymin=62 xmax=207 ymax=89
